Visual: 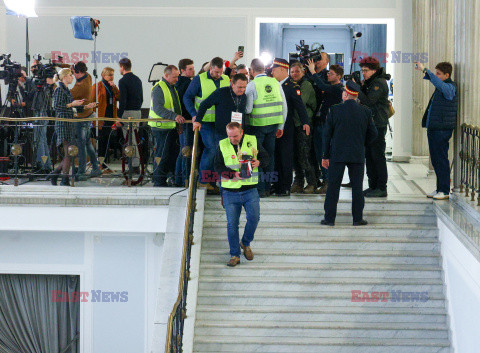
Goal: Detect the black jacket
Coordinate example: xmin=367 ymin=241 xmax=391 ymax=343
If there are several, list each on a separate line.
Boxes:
xmin=323 ymin=100 xmax=378 ymax=163
xmin=357 ymin=67 xmax=391 ymax=128
xmin=282 ymin=77 xmax=309 ymax=127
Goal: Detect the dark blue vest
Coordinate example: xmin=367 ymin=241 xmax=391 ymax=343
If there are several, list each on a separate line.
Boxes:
xmin=422 ymin=78 xmax=458 ymax=130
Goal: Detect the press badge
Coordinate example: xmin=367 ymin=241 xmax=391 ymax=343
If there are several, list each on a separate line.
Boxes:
xmin=109 ymin=98 xmax=113 ymax=105
xmin=231 ymin=112 xmax=243 ymax=124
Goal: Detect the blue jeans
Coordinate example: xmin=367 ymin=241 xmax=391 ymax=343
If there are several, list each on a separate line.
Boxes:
xmin=313 ymin=121 xmax=327 ymax=180
xmin=248 ymin=124 xmax=277 ymax=194
xmin=33 ymin=119 xmax=52 ymax=169
xmin=427 ymin=129 xmax=453 ymax=194
xmin=223 ymin=188 xmax=260 ymax=257
xmin=152 ymin=128 xmax=179 ymax=186
xmin=75 ymin=119 xmax=100 ymax=175
xmin=175 ymin=123 xmax=194 ymax=186
xmin=199 ymin=122 xmax=218 ymax=184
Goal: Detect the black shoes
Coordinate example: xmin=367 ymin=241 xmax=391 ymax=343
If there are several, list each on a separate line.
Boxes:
xmin=353 ymin=219 xmax=368 ymax=226
xmin=60 ymin=176 xmax=70 ymax=186
xmin=275 ymin=190 xmax=291 ymax=197
xmin=364 ymin=189 xmax=388 ymax=198
xmin=259 ymin=191 xmax=270 ymax=198
xmin=320 ymin=219 xmax=334 ymax=226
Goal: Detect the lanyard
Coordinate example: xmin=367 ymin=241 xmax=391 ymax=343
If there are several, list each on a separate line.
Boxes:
xmin=102 ymin=81 xmax=113 ymax=97
xmin=229 ymin=88 xmax=242 ymax=112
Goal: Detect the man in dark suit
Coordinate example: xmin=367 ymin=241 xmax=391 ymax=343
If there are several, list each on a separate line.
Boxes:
xmin=270 ymin=58 xmax=311 ymax=196
xmin=321 ymin=81 xmax=377 ymax=226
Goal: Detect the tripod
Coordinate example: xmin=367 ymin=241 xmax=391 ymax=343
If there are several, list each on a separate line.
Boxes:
xmin=0 ymin=81 xmax=27 ymax=185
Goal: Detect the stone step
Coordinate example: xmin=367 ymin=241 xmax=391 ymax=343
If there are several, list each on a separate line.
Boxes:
xmin=198 ymin=276 xmax=444 ymax=292
xmin=199 ymin=266 xmax=442 ymax=280
xmin=205 ymin=198 xmax=433 ymax=212
xmin=193 ymin=326 xmax=448 ymax=340
xmin=203 ymin=209 xmax=437 ymax=225
xmin=192 ymin=337 xmax=450 ymax=353
xmin=196 ymin=290 xmax=444 ymax=308
xmin=202 ymin=222 xmax=439 ymax=237
xmin=201 ymin=252 xmax=441 ymax=265
xmin=193 ymin=337 xmax=451 ymax=353
xmin=195 ymin=310 xmax=447 ymax=325
xmin=202 ymin=234 xmax=438 ymax=243
xmin=201 ymin=240 xmax=439 ymax=252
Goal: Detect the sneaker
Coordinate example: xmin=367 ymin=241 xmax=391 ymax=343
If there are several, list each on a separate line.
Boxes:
xmin=433 ymin=192 xmax=449 ymax=200
xmin=365 ymin=189 xmax=388 ymax=198
xmin=227 ymin=256 xmax=240 ymax=267
xmin=427 ymin=190 xmax=437 ymax=198
xmin=290 ymin=184 xmax=304 ymax=194
xmin=240 ymin=242 xmax=254 ymax=261
xmin=90 ymin=168 xmax=102 ymax=177
xmin=303 ymin=184 xmax=316 ymax=194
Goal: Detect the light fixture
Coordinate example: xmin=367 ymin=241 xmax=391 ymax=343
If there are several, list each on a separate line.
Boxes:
xmin=3 ymin=0 xmax=37 ymax=18
xmin=259 ymin=51 xmax=273 ymax=66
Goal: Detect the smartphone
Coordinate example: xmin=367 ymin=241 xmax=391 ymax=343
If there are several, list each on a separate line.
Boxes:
xmin=238 ymin=46 xmax=244 ymax=53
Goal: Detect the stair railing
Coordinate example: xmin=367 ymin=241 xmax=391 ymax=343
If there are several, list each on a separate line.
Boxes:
xmin=459 ymin=123 xmax=480 ymax=205
xmin=165 ymin=128 xmax=200 ymax=353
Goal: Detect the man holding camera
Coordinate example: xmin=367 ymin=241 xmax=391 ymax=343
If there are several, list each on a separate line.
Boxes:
xmin=415 ymin=61 xmax=457 ymax=200
xmin=214 ymin=122 xmax=269 ymax=267
xmin=356 ymin=57 xmax=391 ymax=198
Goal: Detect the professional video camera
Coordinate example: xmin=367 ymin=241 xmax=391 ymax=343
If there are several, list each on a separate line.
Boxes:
xmin=290 ymin=40 xmax=324 ymax=64
xmin=0 ymin=54 xmax=23 ymax=86
xmin=30 ymin=54 xmax=59 ymax=90
xmin=344 ymin=70 xmax=361 ymax=83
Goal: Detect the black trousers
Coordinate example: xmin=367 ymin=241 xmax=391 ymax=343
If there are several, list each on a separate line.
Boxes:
xmin=366 ymin=126 xmax=388 ymax=191
xmin=273 ymin=120 xmax=295 ymax=193
xmin=324 ymin=161 xmax=365 ymax=223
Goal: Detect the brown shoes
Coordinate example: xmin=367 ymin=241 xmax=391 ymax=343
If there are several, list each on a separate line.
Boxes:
xmin=303 ymin=184 xmax=316 ymax=194
xmin=240 ymin=242 xmax=254 ymax=261
xmin=290 ymin=184 xmax=304 ymax=194
xmin=316 ymin=182 xmax=328 ymax=195
xmin=227 ymin=256 xmax=240 ymax=267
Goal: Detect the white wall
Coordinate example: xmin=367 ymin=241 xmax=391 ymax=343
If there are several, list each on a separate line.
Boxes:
xmin=0 ymin=205 xmax=170 ymax=353
xmin=438 ymin=218 xmax=480 ymax=353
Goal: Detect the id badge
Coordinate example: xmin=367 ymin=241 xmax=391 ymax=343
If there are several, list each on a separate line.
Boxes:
xmin=231 ymin=112 xmax=243 ymax=125
xmin=109 ymin=98 xmax=113 ymax=105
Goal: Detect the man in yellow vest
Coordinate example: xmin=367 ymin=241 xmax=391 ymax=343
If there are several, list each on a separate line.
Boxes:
xmin=245 ymin=58 xmax=288 ymax=197
xmin=214 ymin=122 xmax=269 ymax=267
xmin=149 ymin=65 xmax=186 ymax=187
xmin=184 ymin=57 xmax=230 ymax=192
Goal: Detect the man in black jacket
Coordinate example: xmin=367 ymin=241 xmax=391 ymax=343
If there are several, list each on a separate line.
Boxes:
xmin=271 ymin=58 xmax=311 ymax=196
xmin=357 ymin=57 xmax=391 ymax=198
xmin=321 ymin=81 xmax=377 ymax=226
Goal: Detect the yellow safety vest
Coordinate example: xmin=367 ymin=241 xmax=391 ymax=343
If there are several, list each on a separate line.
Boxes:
xmin=194 ymin=72 xmax=230 ymax=123
xmin=148 ymin=80 xmax=179 ymax=129
xmin=219 ymin=134 xmax=259 ymax=189
xmin=249 ymin=76 xmax=284 ymax=126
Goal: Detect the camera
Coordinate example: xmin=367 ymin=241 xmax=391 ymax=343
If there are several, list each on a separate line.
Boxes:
xmin=0 ymin=54 xmax=23 ymax=85
xmin=344 ymin=70 xmax=361 ymax=83
xmin=30 ymin=54 xmax=58 ymax=90
xmin=290 ymin=40 xmax=324 ymax=64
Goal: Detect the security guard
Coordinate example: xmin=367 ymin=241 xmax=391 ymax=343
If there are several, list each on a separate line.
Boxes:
xmin=184 ymin=57 xmax=230 ymax=192
xmin=214 ymin=122 xmax=269 ymax=267
xmin=149 ymin=65 xmax=186 ymax=187
xmin=245 ymin=58 xmax=287 ymax=197
xmin=271 ymin=58 xmax=311 ymax=196
xmin=321 ymin=81 xmax=377 ymax=226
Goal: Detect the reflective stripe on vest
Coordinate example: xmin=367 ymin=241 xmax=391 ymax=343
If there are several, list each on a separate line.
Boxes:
xmin=249 ymin=76 xmax=283 ymax=126
xmin=148 ymin=81 xmax=179 ymax=129
xmin=194 ymin=72 xmax=230 ymax=123
xmin=219 ymin=134 xmax=259 ymax=189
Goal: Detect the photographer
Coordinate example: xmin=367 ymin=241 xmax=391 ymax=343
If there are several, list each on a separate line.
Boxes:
xmin=29 ymin=61 xmax=56 ymax=173
xmin=356 ymin=57 xmax=391 ymax=198
xmin=307 ymin=59 xmax=344 ymax=194
xmin=415 ymin=61 xmax=457 ymax=200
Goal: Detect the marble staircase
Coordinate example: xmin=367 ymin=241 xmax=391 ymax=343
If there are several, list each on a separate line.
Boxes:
xmin=193 ymin=195 xmax=452 ymax=353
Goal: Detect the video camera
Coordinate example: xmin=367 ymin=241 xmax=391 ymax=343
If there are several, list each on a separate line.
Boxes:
xmin=290 ymin=40 xmax=324 ymax=64
xmin=30 ymin=54 xmax=59 ymax=90
xmin=344 ymin=71 xmax=361 ymax=83
xmin=0 ymin=54 xmax=23 ymax=85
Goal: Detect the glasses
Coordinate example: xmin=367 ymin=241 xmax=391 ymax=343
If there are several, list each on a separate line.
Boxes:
xmin=361 ymin=69 xmax=370 ymax=73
